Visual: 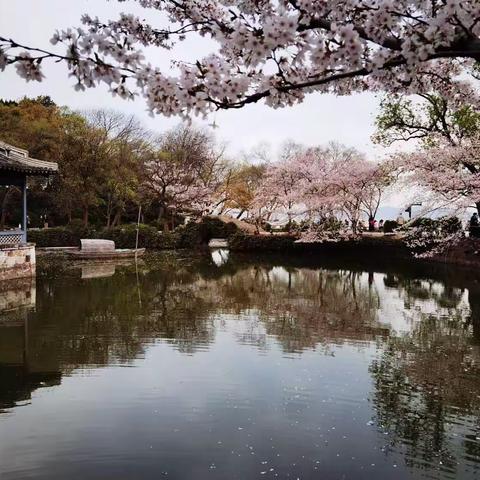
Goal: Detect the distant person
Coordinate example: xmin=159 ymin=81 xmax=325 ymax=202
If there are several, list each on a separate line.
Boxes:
xmin=368 ymin=216 xmax=376 ymax=232
xmin=396 ymin=213 xmax=406 ymax=226
xmin=470 ymin=212 xmax=479 ymax=228
xmin=470 ymin=213 xmax=480 ymax=238
xmin=378 ymin=219 xmax=384 ymax=231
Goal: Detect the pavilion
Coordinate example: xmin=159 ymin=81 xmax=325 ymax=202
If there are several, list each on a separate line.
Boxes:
xmin=0 ymin=141 xmax=58 ymax=245
xmin=0 ymin=141 xmax=57 ymax=281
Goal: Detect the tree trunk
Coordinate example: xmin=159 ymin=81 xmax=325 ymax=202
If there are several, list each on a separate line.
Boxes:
xmin=106 ymin=198 xmax=112 ymax=229
xmin=83 ymin=206 xmax=89 ymax=226
xmin=157 ymin=204 xmax=165 ymax=222
xmin=111 ymin=210 xmax=122 ymax=228
xmin=476 ymin=201 xmax=480 ymax=216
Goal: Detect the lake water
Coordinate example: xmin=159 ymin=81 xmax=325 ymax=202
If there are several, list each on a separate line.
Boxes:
xmin=1 ymin=251 xmax=480 ymax=479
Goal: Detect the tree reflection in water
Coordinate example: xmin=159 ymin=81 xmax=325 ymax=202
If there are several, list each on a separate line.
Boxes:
xmin=0 ymin=252 xmax=480 ymax=477
xmin=371 ymin=273 xmax=480 ymax=476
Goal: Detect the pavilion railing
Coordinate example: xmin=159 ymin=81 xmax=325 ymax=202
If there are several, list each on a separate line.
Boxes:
xmin=0 ymin=230 xmax=24 ymax=246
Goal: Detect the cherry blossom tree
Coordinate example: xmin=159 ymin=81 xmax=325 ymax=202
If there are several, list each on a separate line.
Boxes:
xmin=329 ymin=145 xmax=394 ymax=224
xmin=2 ymin=1 xmax=480 ymax=117
xmin=327 ymin=145 xmax=374 ymax=232
xmin=394 ymin=139 xmax=480 ymax=214
xmin=142 ymin=124 xmax=228 ymax=229
xmin=255 ymin=142 xmax=393 ymax=236
xmin=305 ymin=143 xmax=393 ymax=233
xmin=254 ymin=154 xmax=307 ymax=230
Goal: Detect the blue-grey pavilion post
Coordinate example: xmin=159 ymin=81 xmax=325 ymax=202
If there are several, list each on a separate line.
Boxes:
xmin=22 ymin=176 xmax=27 ymax=243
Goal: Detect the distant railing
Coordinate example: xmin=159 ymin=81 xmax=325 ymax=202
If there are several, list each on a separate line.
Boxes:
xmin=0 ymin=230 xmax=24 ymax=246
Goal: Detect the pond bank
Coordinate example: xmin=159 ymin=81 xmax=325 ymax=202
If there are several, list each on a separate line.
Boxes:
xmin=229 ymin=233 xmax=480 ymax=270
xmin=28 ymin=215 xmax=480 ymax=271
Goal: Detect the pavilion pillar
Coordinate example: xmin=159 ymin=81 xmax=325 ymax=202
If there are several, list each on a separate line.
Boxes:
xmin=22 ymin=176 xmax=27 ymax=243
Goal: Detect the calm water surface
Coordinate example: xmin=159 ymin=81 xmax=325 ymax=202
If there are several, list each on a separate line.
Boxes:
xmin=1 ymin=251 xmax=480 ymax=479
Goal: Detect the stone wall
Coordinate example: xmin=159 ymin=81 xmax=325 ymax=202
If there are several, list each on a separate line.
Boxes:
xmin=0 ymin=244 xmax=36 ymax=282
xmin=0 ymin=277 xmax=35 ymax=329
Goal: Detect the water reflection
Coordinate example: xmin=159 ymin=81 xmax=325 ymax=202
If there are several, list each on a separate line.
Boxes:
xmin=210 ymin=248 xmax=229 ymax=267
xmin=0 ymin=253 xmax=479 ymax=479
xmin=0 ymin=278 xmax=60 ymax=414
xmin=0 ymin=277 xmax=35 ymax=318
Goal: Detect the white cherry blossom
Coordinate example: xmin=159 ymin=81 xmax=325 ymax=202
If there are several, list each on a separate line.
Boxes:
xmin=1 ymin=0 xmax=480 ymax=117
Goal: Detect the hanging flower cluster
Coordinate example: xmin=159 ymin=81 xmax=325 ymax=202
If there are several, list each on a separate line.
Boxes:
xmin=1 ymin=0 xmax=480 ymax=117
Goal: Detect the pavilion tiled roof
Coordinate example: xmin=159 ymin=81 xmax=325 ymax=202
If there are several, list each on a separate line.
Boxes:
xmin=0 ymin=141 xmax=58 ymax=176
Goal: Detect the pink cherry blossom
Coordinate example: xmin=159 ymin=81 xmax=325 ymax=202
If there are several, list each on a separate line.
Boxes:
xmin=1 ymin=1 xmax=480 ymax=117
xmin=254 ymin=143 xmax=393 ymax=234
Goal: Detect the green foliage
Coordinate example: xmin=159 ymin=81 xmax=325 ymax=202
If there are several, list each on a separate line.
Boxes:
xmin=28 ymin=227 xmax=87 ymax=247
xmin=374 ymin=96 xmax=417 ymax=145
xmin=175 ymin=222 xmax=204 ymax=248
xmin=451 ymin=105 xmax=480 ymax=137
xmin=200 ymin=216 xmax=239 ymax=239
xmin=27 ymin=220 xmax=96 ymax=247
xmin=67 ymin=219 xmax=95 ymax=236
xmin=101 ymin=224 xmax=179 ymax=249
xmin=439 ymin=216 xmax=463 ymax=234
xmin=374 ymin=93 xmax=480 ymax=147
xmin=317 ymin=216 xmax=344 ymax=232
xmin=28 ymin=217 xmax=239 ymax=250
xmin=29 ymin=223 xmax=180 ymax=249
xmin=176 ymin=217 xmax=239 ymax=248
xmin=383 ymin=220 xmax=399 ymax=233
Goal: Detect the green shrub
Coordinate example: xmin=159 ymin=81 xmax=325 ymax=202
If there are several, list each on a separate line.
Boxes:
xmin=29 ymin=216 xmax=239 ymax=249
xmin=29 ymin=224 xmax=166 ymax=249
xmin=103 ymin=224 xmax=150 ymax=248
xmin=199 ymin=216 xmax=239 ymax=239
xmin=383 ymin=220 xmax=399 ymax=233
xmin=176 ymin=217 xmax=239 ymax=248
xmin=101 ymin=224 xmax=179 ymax=249
xmin=408 ymin=216 xmax=462 ymax=233
xmin=315 ymin=216 xmax=344 ymax=234
xmin=28 ymin=227 xmax=85 ymax=247
xmin=175 ymin=222 xmax=203 ymax=248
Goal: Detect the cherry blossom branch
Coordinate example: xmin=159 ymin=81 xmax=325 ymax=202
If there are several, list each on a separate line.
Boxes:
xmin=2 ymin=0 xmax=480 ymax=117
